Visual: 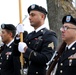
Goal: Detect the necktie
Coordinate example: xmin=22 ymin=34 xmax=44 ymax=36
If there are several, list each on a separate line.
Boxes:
xmin=4 ymin=44 xmax=8 ymax=49
xmin=65 ymin=47 xmax=68 ymax=51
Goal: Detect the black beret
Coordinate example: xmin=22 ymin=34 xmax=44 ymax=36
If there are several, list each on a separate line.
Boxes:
xmin=28 ymin=4 xmax=47 ymax=15
xmin=62 ymin=15 xmax=76 ymax=25
xmin=1 ymin=24 xmax=16 ymax=30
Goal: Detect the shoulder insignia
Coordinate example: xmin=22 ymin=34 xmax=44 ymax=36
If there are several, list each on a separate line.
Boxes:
xmin=48 ymin=42 xmax=54 ymax=49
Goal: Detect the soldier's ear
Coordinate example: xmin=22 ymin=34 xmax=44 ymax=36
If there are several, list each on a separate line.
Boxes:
xmin=9 ymin=32 xmax=12 ymax=37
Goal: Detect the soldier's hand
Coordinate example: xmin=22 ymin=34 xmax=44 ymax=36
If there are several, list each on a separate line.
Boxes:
xmin=18 ymin=42 xmax=28 ymax=53
xmin=16 ymin=24 xmax=24 ymax=35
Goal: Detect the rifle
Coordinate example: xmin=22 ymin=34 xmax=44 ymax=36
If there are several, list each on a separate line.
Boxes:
xmin=46 ymin=42 xmax=66 ymax=75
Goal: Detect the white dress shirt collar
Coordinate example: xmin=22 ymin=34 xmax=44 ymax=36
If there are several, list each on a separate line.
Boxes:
xmin=6 ymin=39 xmax=14 ymax=47
xmin=66 ymin=41 xmax=76 ymax=49
xmin=35 ymin=24 xmax=46 ymax=33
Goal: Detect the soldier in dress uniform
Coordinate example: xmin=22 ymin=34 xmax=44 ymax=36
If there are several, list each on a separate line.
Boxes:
xmin=16 ymin=4 xmax=58 ymax=75
xmin=55 ymin=15 xmax=76 ymax=75
xmin=0 ymin=24 xmax=21 ymax=75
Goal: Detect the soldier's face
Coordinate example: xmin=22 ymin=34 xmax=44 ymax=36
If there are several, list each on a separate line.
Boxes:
xmin=1 ymin=29 xmax=11 ymax=44
xmin=29 ymin=10 xmax=44 ymax=29
xmin=60 ymin=23 xmax=76 ymax=44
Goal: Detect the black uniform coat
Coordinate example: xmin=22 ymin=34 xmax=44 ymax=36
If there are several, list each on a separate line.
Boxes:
xmin=55 ymin=42 xmax=76 ymax=75
xmin=24 ymin=28 xmax=58 ymax=75
xmin=0 ymin=42 xmax=21 ymax=75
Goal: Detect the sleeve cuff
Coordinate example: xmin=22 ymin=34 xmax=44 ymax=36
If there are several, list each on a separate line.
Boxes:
xmin=24 ymin=48 xmax=34 ymax=60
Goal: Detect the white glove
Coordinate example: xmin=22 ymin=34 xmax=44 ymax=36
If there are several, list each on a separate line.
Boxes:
xmin=18 ymin=42 xmax=27 ymax=53
xmin=16 ymin=24 xmax=24 ymax=35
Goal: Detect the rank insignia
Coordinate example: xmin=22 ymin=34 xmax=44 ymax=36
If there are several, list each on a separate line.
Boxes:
xmin=48 ymin=42 xmax=54 ymax=49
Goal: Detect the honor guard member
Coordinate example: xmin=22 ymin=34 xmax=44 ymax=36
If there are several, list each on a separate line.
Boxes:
xmin=55 ymin=15 xmax=76 ymax=75
xmin=0 ymin=24 xmax=21 ymax=75
xmin=16 ymin=4 xmax=58 ymax=75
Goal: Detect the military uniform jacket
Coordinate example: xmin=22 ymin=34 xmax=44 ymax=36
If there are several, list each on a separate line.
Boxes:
xmin=55 ymin=42 xmax=76 ymax=75
xmin=24 ymin=28 xmax=58 ymax=75
xmin=0 ymin=42 xmax=21 ymax=75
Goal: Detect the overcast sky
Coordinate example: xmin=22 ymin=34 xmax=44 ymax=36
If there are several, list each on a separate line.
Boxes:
xmin=0 ymin=0 xmax=49 ymax=33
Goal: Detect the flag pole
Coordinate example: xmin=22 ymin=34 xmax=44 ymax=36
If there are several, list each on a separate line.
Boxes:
xmin=18 ymin=0 xmax=24 ymax=74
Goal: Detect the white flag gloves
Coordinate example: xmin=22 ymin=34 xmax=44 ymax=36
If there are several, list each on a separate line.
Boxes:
xmin=16 ymin=24 xmax=24 ymax=35
xmin=18 ymin=42 xmax=27 ymax=53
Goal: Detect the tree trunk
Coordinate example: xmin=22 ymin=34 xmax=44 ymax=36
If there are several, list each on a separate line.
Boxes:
xmin=47 ymin=0 xmax=76 ymax=45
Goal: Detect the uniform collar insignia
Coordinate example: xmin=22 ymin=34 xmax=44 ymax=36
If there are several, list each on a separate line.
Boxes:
xmin=41 ymin=29 xmax=43 ymax=32
xmin=9 ymin=46 xmax=12 ymax=48
xmin=72 ymin=47 xmax=75 ymax=50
